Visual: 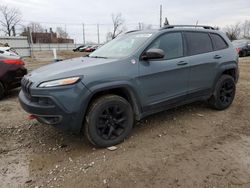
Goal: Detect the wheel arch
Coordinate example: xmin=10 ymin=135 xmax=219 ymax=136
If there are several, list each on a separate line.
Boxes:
xmin=221 ymin=68 xmax=237 ymax=81
xmin=212 ymin=63 xmax=238 ymax=93
xmin=83 ymin=83 xmax=143 ymax=122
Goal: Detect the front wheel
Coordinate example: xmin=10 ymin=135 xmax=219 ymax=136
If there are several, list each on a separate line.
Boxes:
xmin=209 ymin=75 xmax=236 ymax=110
xmin=85 ymin=95 xmax=134 ymax=147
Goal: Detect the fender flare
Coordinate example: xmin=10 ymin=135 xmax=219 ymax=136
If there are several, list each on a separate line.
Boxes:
xmin=212 ymin=62 xmax=238 ymax=92
xmin=81 ymin=81 xmax=143 ymax=122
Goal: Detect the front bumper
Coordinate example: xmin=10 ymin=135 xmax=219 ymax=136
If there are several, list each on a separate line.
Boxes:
xmin=19 ymin=81 xmax=91 ymax=133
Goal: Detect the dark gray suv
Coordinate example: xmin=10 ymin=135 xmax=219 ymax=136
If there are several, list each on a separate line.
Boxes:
xmin=19 ymin=25 xmax=239 ymax=147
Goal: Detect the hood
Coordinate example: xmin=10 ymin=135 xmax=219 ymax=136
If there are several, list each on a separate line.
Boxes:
xmin=27 ymin=57 xmax=118 ymax=83
xmin=0 ymin=47 xmax=10 ymax=51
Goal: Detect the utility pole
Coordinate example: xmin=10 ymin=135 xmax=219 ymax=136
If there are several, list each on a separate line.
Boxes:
xmin=160 ymin=5 xmax=162 ymax=28
xmin=97 ymin=24 xmax=100 ymax=45
xmin=12 ymin=26 xmax=16 ymax=36
xmin=82 ymin=23 xmax=85 ymax=45
xmin=27 ymin=27 xmax=34 ymax=58
xmin=64 ymin=24 xmax=67 ymax=38
xmin=138 ymin=22 xmax=142 ymax=30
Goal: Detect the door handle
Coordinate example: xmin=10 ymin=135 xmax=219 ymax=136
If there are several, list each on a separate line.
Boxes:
xmin=177 ymin=61 xmax=188 ymax=66
xmin=214 ymin=55 xmax=222 ymax=59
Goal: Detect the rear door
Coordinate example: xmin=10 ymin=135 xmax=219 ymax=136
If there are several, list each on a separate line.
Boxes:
xmin=184 ymin=31 xmax=225 ymax=96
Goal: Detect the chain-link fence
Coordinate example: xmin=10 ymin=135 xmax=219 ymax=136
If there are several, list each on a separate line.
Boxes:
xmin=1 ymin=22 xmax=159 ymax=45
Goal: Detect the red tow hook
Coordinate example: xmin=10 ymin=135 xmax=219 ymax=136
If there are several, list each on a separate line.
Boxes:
xmin=28 ymin=114 xmax=37 ymax=120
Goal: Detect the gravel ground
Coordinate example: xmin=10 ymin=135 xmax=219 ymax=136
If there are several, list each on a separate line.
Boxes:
xmin=0 ymin=52 xmax=250 ymax=188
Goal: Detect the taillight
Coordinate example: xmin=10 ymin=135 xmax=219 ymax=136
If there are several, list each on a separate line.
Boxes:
xmin=1 ymin=59 xmax=25 ymax=65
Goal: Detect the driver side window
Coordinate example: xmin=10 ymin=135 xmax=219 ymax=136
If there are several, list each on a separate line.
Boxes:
xmin=148 ymin=32 xmax=183 ymax=60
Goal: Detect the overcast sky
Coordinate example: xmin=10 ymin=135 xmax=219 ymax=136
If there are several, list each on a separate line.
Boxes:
xmin=1 ymin=0 xmax=250 ymax=43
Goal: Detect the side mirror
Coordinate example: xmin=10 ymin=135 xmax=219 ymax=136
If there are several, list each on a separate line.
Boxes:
xmin=141 ymin=48 xmax=165 ymax=60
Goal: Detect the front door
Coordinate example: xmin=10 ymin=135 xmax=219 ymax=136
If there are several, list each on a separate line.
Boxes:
xmin=138 ymin=32 xmax=190 ymax=110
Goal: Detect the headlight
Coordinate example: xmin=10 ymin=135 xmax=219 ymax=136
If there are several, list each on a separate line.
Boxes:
xmin=38 ymin=77 xmax=80 ymax=88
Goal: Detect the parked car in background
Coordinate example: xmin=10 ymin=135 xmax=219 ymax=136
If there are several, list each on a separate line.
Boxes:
xmin=80 ymin=45 xmax=92 ymax=52
xmin=92 ymin=45 xmax=100 ymax=51
xmin=84 ymin=45 xmax=99 ymax=52
xmin=19 ymin=25 xmax=238 ymax=147
xmin=232 ymin=39 xmax=250 ymax=57
xmin=0 ymin=55 xmax=27 ymax=100
xmin=73 ymin=45 xmax=85 ymax=52
xmin=0 ymin=47 xmax=19 ymax=57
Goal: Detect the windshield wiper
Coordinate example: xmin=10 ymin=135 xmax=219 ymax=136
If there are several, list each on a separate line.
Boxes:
xmin=89 ymin=56 xmax=108 ymax=59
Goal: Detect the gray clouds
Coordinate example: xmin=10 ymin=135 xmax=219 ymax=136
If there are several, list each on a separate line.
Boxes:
xmin=1 ymin=0 xmax=250 ymax=43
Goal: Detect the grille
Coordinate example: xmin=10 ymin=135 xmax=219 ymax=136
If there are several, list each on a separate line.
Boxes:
xmin=21 ymin=77 xmax=33 ymax=97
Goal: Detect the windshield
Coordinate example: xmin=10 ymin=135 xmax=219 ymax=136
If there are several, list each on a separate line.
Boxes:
xmin=89 ymin=33 xmax=153 ymax=59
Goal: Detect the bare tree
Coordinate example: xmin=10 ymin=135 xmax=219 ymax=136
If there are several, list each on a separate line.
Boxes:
xmin=27 ymin=22 xmax=45 ymax=33
xmin=106 ymin=13 xmax=125 ymax=41
xmin=56 ymin=27 xmax=68 ymax=38
xmin=138 ymin=23 xmax=153 ymax=30
xmin=242 ymin=20 xmax=250 ymax=39
xmin=224 ymin=23 xmax=241 ymax=41
xmin=0 ymin=5 xmax=22 ymax=36
xmin=213 ymin=26 xmax=220 ymax=30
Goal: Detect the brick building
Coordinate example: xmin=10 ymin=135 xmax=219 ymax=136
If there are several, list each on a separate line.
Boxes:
xmin=21 ymin=28 xmax=74 ymax=44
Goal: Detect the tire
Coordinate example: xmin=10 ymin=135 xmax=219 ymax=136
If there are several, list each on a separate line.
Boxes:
xmin=0 ymin=82 xmax=5 ymax=100
xmin=85 ymin=95 xmax=134 ymax=147
xmin=209 ymin=75 xmax=236 ymax=110
xmin=240 ymin=51 xmax=247 ymax=57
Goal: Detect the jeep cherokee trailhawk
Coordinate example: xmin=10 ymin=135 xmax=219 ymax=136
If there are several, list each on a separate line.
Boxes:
xmin=19 ymin=25 xmax=239 ymax=147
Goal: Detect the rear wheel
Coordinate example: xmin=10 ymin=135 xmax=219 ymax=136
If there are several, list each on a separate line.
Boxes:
xmin=209 ymin=75 xmax=236 ymax=110
xmin=0 ymin=82 xmax=5 ymax=100
xmin=85 ymin=95 xmax=134 ymax=147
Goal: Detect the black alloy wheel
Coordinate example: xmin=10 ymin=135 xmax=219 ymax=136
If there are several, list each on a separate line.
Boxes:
xmin=97 ymin=104 xmax=128 ymax=140
xmin=85 ymin=95 xmax=134 ymax=147
xmin=209 ymin=75 xmax=236 ymax=110
xmin=218 ymin=79 xmax=235 ymax=106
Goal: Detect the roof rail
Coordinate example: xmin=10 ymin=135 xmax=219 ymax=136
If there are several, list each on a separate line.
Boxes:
xmin=161 ymin=25 xmax=215 ymax=30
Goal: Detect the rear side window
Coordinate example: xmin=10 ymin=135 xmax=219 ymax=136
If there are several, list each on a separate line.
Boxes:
xmin=148 ymin=32 xmax=183 ymax=60
xmin=210 ymin=33 xmax=228 ymax=50
xmin=185 ymin=32 xmax=213 ymax=56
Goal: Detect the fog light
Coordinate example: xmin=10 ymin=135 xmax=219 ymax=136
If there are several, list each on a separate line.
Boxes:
xmin=38 ymin=97 xmax=53 ymax=105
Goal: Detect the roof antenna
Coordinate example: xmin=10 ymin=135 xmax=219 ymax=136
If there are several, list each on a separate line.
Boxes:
xmin=164 ymin=17 xmax=170 ymax=26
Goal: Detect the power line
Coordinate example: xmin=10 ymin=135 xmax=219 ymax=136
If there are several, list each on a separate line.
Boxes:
xmin=21 ymin=19 xmax=158 ymax=27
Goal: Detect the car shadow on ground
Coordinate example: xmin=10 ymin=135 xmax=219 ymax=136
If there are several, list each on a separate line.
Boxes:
xmin=10 ymin=100 xmax=213 ymax=174
xmin=27 ymin=101 xmax=210 ymax=154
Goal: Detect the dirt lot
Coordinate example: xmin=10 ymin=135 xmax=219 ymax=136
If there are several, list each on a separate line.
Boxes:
xmin=1 ymin=52 xmax=250 ymax=188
